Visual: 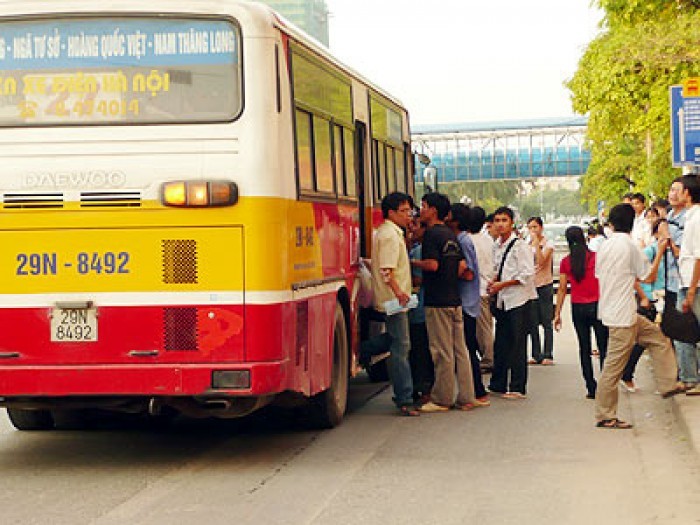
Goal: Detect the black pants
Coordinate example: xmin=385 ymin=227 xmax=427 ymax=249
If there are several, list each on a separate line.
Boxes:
xmin=622 ymin=344 xmax=644 ymax=382
xmin=463 ymin=313 xmax=487 ymax=398
xmin=571 ymin=302 xmax=608 ymax=396
xmin=409 ymin=322 xmax=434 ymax=398
xmin=489 ymin=301 xmax=530 ymax=395
xmin=529 ymin=284 xmax=554 ymax=362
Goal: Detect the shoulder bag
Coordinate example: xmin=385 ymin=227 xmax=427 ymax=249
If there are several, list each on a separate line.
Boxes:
xmin=659 ymin=247 xmax=700 ymax=343
xmin=489 ymin=238 xmax=517 ymax=318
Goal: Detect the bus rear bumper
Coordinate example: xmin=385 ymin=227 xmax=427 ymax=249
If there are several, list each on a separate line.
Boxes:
xmin=0 ymin=362 xmax=287 ymax=397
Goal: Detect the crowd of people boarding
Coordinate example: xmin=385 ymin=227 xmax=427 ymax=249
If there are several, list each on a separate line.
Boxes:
xmin=365 ymin=175 xmax=700 ymax=427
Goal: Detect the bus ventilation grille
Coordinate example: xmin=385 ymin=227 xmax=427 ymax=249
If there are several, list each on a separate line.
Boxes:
xmin=163 ymin=307 xmax=199 ymax=351
xmin=3 ymin=193 xmax=64 ymax=209
xmin=80 ymin=191 xmax=142 ymax=208
xmin=162 ymin=240 xmax=199 ymax=284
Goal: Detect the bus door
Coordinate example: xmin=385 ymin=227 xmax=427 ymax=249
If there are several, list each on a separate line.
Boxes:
xmin=355 ymin=121 xmax=369 ymax=258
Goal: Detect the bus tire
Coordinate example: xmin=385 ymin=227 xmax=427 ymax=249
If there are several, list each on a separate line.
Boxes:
xmin=7 ymin=408 xmax=55 ymax=431
xmin=366 ymin=358 xmax=389 ymax=383
xmin=310 ymin=303 xmax=349 ymax=429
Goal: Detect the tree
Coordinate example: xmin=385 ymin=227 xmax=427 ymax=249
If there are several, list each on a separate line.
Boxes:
xmin=567 ymin=1 xmax=700 ymax=209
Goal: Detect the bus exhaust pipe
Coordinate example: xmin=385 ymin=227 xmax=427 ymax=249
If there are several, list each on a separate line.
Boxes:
xmin=204 ymin=399 xmax=232 ymax=411
xmin=162 ymin=396 xmax=274 ymax=419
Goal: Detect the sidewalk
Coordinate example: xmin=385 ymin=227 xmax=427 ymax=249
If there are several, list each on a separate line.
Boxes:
xmin=671 ymin=389 xmax=700 ymax=455
xmin=552 ymin=302 xmax=700 ymax=456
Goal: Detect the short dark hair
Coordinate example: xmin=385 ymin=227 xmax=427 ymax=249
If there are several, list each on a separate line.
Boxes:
xmin=527 ymin=216 xmax=543 ymax=227
xmin=631 ymin=192 xmax=645 ymax=203
xmin=485 ymin=212 xmax=495 ymax=223
xmin=381 ymin=191 xmax=412 ymax=219
xmin=467 ymin=206 xmax=487 ymax=233
xmin=681 ymin=175 xmax=700 ymax=204
xmin=493 ymin=206 xmax=515 ymax=221
xmin=653 ymin=198 xmax=669 ymax=210
xmin=450 ymin=203 xmax=470 ymax=232
xmin=609 ymin=203 xmax=635 ymax=233
xmin=422 ymin=192 xmax=452 ymax=220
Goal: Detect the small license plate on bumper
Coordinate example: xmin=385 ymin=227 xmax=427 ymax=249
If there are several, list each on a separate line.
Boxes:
xmin=50 ymin=308 xmax=98 ymax=342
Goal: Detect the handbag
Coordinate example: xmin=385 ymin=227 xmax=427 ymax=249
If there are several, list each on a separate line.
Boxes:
xmin=660 ymin=247 xmax=700 ymax=343
xmin=489 ymin=238 xmax=517 ymax=318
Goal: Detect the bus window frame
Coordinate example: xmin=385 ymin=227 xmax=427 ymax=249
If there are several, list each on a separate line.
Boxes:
xmin=0 ymin=13 xmax=245 ymax=129
xmin=290 ymin=42 xmax=357 ymax=204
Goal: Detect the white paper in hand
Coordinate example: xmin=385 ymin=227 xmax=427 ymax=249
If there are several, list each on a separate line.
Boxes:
xmin=384 ymin=294 xmax=419 ymax=316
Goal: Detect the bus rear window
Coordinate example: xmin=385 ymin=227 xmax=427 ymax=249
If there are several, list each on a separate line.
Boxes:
xmin=0 ymin=17 xmax=242 ymax=126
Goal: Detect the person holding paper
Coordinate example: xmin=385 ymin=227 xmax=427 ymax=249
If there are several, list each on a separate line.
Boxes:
xmin=370 ymin=192 xmax=420 ymax=416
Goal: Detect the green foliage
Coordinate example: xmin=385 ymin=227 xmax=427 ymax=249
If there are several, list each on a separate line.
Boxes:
xmin=568 ymin=2 xmax=700 ymax=206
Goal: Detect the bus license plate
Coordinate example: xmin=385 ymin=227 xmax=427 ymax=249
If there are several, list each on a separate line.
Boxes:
xmin=51 ymin=308 xmax=98 ymax=342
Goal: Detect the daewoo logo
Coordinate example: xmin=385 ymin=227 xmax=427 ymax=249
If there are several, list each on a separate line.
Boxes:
xmin=23 ymin=170 xmax=127 ymax=189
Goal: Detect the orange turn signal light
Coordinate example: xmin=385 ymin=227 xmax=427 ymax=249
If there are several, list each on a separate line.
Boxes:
xmin=161 ymin=181 xmax=239 ymax=207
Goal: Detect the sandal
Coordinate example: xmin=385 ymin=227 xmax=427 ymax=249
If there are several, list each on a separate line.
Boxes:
xmin=596 ymin=418 xmax=633 ymax=429
xmin=399 ymin=405 xmax=420 ymax=417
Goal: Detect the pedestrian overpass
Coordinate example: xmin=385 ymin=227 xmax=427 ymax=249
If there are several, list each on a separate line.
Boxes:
xmin=412 ymin=116 xmax=590 ymax=183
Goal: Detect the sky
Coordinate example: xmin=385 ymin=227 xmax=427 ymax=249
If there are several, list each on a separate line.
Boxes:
xmin=324 ymin=0 xmax=603 ymax=126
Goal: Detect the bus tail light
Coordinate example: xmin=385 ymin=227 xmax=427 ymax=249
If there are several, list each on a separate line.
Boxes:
xmin=161 ymin=181 xmax=239 ymax=207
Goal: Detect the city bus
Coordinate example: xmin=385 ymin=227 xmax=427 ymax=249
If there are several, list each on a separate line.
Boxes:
xmin=0 ymin=0 xmax=414 ymax=430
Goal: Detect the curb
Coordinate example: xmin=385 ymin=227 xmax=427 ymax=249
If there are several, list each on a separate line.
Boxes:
xmin=670 ymin=393 xmax=700 ymax=456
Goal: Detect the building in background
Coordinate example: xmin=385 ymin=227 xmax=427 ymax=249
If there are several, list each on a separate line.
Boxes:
xmin=258 ymin=0 xmax=330 ymax=46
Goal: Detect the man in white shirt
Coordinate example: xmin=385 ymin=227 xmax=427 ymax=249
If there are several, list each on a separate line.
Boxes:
xmin=595 ymin=203 xmax=682 ymax=429
xmin=677 ymin=174 xmax=700 ymax=396
xmin=630 ymin=193 xmax=652 ymax=248
xmin=487 ymin=207 xmax=537 ymax=399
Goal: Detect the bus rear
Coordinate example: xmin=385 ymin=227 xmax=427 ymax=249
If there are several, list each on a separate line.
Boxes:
xmin=0 ymin=3 xmax=332 ymax=428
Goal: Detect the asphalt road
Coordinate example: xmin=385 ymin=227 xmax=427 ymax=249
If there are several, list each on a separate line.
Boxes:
xmin=0 ymin=308 xmax=699 ymax=525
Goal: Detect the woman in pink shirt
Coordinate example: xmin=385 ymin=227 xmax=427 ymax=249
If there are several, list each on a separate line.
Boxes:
xmin=553 ymin=226 xmax=608 ymax=399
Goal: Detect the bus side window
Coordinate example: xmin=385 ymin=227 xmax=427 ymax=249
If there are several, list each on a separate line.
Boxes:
xmin=333 ymin=124 xmax=345 ymax=196
xmin=378 ymin=142 xmax=387 ymax=200
xmin=314 ymin=116 xmax=334 ymax=194
xmin=396 ymin=146 xmax=406 ymax=192
xmin=344 ymin=128 xmax=356 ymax=198
xmin=387 ymin=145 xmax=396 ymax=193
xmin=295 ymin=109 xmax=314 ymax=192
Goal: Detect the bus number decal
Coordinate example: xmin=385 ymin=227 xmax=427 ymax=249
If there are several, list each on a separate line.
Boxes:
xmin=16 ymin=252 xmax=130 ymax=276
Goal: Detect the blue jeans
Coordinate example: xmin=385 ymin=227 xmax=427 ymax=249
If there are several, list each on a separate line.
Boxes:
xmin=385 ymin=311 xmax=414 ymax=407
xmin=675 ymin=289 xmax=700 ymax=384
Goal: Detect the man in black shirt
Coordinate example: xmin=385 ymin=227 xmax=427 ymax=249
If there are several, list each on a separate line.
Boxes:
xmin=413 ymin=192 xmax=476 ymax=412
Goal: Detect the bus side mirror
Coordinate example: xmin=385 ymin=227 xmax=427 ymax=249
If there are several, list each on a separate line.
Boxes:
xmin=423 ymin=166 xmax=437 ymax=193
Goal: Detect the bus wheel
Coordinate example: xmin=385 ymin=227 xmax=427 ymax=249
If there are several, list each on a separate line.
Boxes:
xmin=7 ymin=408 xmax=55 ymax=431
xmin=310 ymin=303 xmax=349 ymax=429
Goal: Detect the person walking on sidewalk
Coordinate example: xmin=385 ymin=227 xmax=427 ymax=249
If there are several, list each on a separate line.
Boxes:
xmin=678 ymin=174 xmax=700 ymax=396
xmin=527 ymin=216 xmax=555 ymax=365
xmin=370 ymin=192 xmax=420 ymax=417
xmin=414 ymin=192 xmax=476 ymax=412
xmin=594 ymin=203 xmax=683 ymax=429
xmin=554 ymin=226 xmax=608 ymax=399
xmin=487 ymin=206 xmax=537 ymax=400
